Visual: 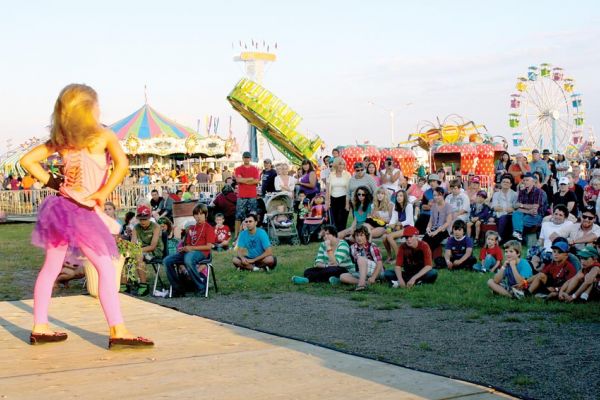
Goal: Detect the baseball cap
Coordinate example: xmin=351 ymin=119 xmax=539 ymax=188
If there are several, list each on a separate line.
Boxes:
xmin=263 ymin=158 xmax=272 ymax=164
xmin=515 ymin=153 xmax=525 ymax=158
xmin=353 ymin=162 xmax=365 ymax=170
xmin=136 ymin=204 xmax=151 ymax=219
xmin=402 ymin=226 xmax=420 ymax=237
xmin=385 ymin=156 xmax=393 ymax=161
xmin=242 ymin=151 xmax=252 ymax=158
xmin=476 ymin=190 xmax=488 ymax=199
xmin=428 ymin=173 xmax=441 ymax=183
xmin=577 ymin=245 xmax=600 ymax=259
xmin=523 ymin=172 xmax=535 ymax=179
xmin=471 ymin=177 xmax=480 ymax=184
xmin=532 ymin=149 xmax=540 ymax=154
xmin=542 ymin=149 xmax=552 ymax=155
xmin=551 ymin=241 xmax=569 ymax=253
xmin=559 ymin=177 xmax=569 ymax=185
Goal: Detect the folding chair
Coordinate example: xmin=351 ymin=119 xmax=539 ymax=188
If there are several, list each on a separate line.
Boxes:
xmin=150 ymin=232 xmax=170 ymax=296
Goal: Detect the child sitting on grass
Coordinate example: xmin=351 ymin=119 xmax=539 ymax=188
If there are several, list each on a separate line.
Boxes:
xmin=473 ymin=231 xmax=503 ymax=273
xmin=213 ymin=213 xmax=232 ymax=251
xmin=435 ymin=219 xmax=476 ymax=270
xmin=487 ymin=240 xmax=532 ymax=298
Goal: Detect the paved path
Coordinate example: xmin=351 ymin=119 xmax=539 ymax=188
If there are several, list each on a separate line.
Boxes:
xmin=0 ymin=295 xmax=513 ymax=399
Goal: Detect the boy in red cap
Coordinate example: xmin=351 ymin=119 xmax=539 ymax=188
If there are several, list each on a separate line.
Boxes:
xmin=384 ymin=225 xmax=438 ymax=288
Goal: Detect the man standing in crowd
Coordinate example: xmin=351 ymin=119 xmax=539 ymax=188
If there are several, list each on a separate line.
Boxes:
xmin=234 ymin=151 xmax=260 ymax=240
xmin=512 ymin=173 xmax=544 ymax=241
xmin=529 ymin=149 xmax=551 ymax=184
xmin=149 ymin=189 xmax=162 ymax=216
xmin=260 ymin=158 xmax=277 ymax=196
xmin=221 ymin=165 xmax=232 ymax=181
xmin=508 ymin=153 xmax=530 ymax=186
xmin=196 ymin=166 xmax=210 ymax=185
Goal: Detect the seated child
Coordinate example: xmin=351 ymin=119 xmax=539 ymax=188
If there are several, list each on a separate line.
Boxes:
xmin=526 ymin=240 xmax=576 ymax=299
xmin=559 ymin=245 xmax=600 ymax=302
xmin=214 ymin=213 xmax=232 ymax=250
xmin=473 ymin=231 xmax=503 ymax=272
xmin=466 ymin=190 xmax=493 ymax=242
xmin=305 ymin=193 xmax=327 ymax=222
xmin=273 ymin=205 xmax=292 ymax=227
xmin=487 ymin=240 xmax=533 ymax=298
xmin=435 ymin=219 xmax=477 ymax=270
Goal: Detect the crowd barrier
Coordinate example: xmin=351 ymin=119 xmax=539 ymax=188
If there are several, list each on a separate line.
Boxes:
xmin=0 ymin=182 xmax=224 ymax=218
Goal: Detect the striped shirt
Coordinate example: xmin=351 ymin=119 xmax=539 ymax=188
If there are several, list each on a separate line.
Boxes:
xmin=314 ymin=240 xmax=354 ymax=268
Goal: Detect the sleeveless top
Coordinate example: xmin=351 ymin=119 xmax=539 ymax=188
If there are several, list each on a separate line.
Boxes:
xmin=300 ymin=172 xmax=319 ymax=196
xmin=59 ymin=150 xmax=110 ymax=208
xmin=134 ymin=221 xmax=164 ymax=257
xmin=58 ymin=149 xmax=120 ymax=235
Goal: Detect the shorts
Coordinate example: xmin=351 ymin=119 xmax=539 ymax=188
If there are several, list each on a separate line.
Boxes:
xmin=351 ymin=259 xmax=385 ymax=279
xmin=236 ymin=198 xmax=258 ymax=220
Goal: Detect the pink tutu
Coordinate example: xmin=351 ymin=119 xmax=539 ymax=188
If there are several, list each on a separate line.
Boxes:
xmin=32 ymin=196 xmax=119 ymax=259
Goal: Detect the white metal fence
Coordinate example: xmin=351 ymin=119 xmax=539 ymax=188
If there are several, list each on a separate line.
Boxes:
xmin=0 ymin=182 xmax=224 ymax=218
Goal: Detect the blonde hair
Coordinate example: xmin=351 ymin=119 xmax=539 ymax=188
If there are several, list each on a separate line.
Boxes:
xmin=372 ymin=186 xmax=393 ymax=213
xmin=50 ymin=84 xmax=101 ymax=150
xmin=485 ymin=230 xmax=499 ymax=245
xmin=332 ymin=157 xmax=346 ymax=168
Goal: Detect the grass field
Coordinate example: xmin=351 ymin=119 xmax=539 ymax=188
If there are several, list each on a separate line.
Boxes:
xmin=1 ymin=223 xmax=599 ymax=322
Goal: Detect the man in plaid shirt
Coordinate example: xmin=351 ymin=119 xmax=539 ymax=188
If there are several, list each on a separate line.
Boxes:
xmin=339 ymin=226 xmax=384 ymax=290
xmin=512 ymin=172 xmax=545 ymax=241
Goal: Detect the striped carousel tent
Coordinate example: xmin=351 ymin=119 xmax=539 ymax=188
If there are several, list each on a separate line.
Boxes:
xmin=109 ymin=104 xmax=230 ymax=158
xmin=110 ymin=104 xmax=196 ymax=141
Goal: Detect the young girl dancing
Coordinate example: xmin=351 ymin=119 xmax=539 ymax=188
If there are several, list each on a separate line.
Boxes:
xmin=20 ymin=84 xmax=153 ymax=348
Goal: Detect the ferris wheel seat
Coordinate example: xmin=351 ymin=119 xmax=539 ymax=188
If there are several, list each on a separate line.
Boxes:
xmin=553 ymin=72 xmax=564 ymax=81
xmin=527 ymin=72 xmax=537 ymax=81
xmin=510 ymin=99 xmax=521 ymax=108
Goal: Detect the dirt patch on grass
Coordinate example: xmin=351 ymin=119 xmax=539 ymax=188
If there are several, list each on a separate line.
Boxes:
xmin=151 ymin=292 xmax=600 ymax=400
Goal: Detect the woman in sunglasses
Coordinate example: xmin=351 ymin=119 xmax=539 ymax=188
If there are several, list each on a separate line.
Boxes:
xmin=346 ymin=162 xmax=377 ymax=213
xmin=338 ymin=186 xmax=373 ymax=241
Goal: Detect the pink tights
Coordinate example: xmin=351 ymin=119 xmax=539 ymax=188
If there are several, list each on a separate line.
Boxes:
xmin=33 ymin=244 xmax=124 ymax=327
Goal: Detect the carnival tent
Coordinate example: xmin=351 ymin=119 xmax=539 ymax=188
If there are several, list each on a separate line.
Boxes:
xmin=111 ymin=104 xmax=196 ymax=141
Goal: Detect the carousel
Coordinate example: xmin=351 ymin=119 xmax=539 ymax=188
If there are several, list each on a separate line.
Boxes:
xmin=110 ymin=103 xmax=236 ymax=170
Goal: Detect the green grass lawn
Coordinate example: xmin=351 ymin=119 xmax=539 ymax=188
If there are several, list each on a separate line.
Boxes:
xmin=1 ymin=223 xmax=599 ymax=322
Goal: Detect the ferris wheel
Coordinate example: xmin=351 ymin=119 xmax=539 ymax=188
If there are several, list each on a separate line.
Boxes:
xmin=509 ymin=63 xmax=584 ymax=155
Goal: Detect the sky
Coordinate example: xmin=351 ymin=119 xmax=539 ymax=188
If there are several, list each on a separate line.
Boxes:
xmin=1 ymin=0 xmax=600 ymax=158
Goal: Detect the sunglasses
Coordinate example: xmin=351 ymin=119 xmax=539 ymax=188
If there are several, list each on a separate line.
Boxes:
xmin=355 ymin=169 xmax=364 ymax=172
xmin=357 ymin=193 xmax=366 ymax=197
xmin=582 ymin=215 xmax=595 ymax=220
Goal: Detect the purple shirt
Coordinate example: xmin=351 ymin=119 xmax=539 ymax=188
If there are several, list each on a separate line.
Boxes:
xmin=517 ymin=186 xmax=545 ymax=216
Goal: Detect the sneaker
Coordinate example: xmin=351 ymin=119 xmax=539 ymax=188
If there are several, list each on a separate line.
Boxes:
xmin=511 ymin=287 xmax=525 ymax=299
xmin=252 ymin=266 xmax=261 ymax=272
xmin=264 ymin=267 xmax=271 ymax=273
xmin=153 ymin=289 xmax=169 ymax=298
xmin=512 ymin=231 xmax=523 ymax=241
xmin=329 ymin=276 xmax=341 ymax=285
xmin=580 ymin=293 xmax=589 ymax=301
xmin=119 ymin=284 xmax=128 ymax=293
xmin=391 ymin=280 xmax=399 ymax=289
xmin=292 ymin=276 xmax=309 ymax=285
xmin=137 ymin=284 xmax=150 ymax=297
xmin=534 ymin=293 xmax=548 ymax=299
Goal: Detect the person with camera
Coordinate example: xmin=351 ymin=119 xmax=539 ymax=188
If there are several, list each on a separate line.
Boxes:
xmin=380 ymin=156 xmax=403 ymax=196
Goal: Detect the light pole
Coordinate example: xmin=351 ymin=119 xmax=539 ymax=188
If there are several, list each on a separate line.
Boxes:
xmin=367 ymin=101 xmax=413 ymax=146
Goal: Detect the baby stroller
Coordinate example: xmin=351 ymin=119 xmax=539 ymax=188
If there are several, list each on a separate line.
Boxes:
xmin=264 ymin=193 xmax=301 ymax=246
xmin=300 ymin=197 xmax=329 ymax=245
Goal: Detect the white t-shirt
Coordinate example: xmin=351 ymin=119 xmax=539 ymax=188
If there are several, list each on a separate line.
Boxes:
xmin=328 ymin=171 xmax=351 ymax=198
xmin=445 ymin=192 xmax=470 ymax=222
xmin=540 ymin=220 xmax=574 ymax=251
xmin=558 ymin=222 xmax=600 ymax=250
xmin=380 ymin=168 xmax=401 ymax=192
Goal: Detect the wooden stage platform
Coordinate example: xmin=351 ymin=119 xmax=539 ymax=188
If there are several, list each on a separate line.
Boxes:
xmin=0 ymin=295 xmax=512 ymax=399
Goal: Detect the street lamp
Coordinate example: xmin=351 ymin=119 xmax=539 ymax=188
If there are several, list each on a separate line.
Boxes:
xmin=367 ymin=101 xmax=413 ymax=146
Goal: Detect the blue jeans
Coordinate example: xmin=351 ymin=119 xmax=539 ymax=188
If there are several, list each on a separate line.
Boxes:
xmin=511 ymin=211 xmax=542 ymax=233
xmin=164 ymin=251 xmax=211 ymax=294
xmin=473 ymin=254 xmax=498 ymax=272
